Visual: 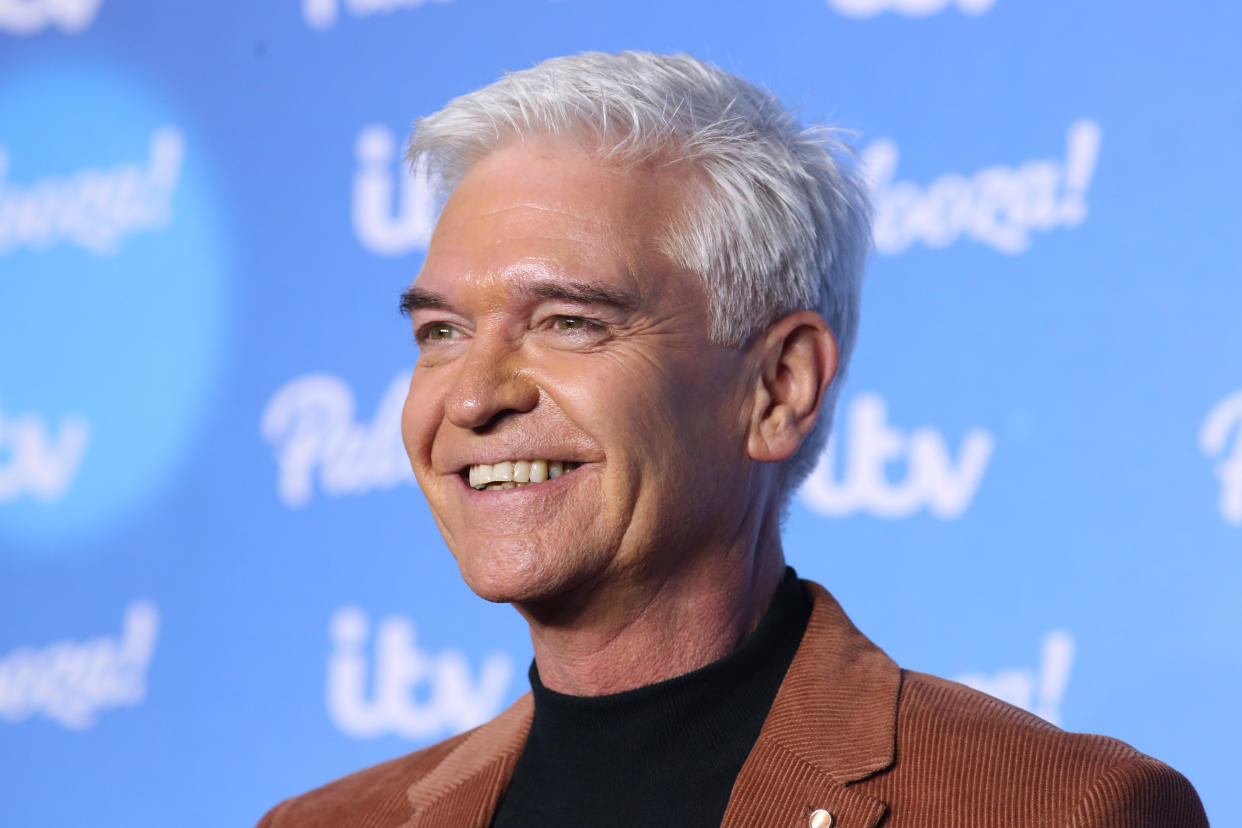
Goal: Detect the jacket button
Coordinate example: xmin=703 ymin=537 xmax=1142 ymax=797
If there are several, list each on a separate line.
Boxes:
xmin=809 ymin=809 xmax=834 ymax=828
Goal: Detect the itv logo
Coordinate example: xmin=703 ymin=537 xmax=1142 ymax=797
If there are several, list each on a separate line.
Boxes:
xmin=327 ymin=606 xmax=515 ymax=739
xmin=352 ymin=124 xmax=439 ymax=256
xmin=0 ymin=400 xmax=90 ymax=504
xmin=800 ymin=393 xmax=994 ymax=520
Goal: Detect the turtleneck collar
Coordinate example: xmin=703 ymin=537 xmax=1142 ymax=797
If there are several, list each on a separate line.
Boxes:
xmin=490 ymin=567 xmax=812 ymax=828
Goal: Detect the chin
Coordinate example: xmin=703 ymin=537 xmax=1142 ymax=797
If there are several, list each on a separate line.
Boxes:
xmin=453 ymin=536 xmax=601 ymax=608
xmin=454 ymin=540 xmax=559 ymax=605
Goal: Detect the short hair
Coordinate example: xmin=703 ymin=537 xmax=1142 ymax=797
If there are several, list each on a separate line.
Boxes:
xmin=407 ymin=51 xmax=872 ymax=500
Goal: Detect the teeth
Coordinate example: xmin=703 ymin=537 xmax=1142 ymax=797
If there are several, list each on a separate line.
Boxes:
xmin=468 ymin=460 xmax=578 ymax=490
xmin=529 ymin=460 xmax=547 ymax=483
xmin=513 ymin=460 xmax=530 ymax=483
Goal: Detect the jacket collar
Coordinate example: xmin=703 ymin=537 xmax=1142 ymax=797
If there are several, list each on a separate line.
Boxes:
xmin=405 ymin=579 xmax=900 ymax=828
xmin=753 ymin=581 xmax=900 ymax=784
xmin=405 ymin=694 xmax=532 ymax=827
xmin=720 ymin=580 xmax=899 ymax=827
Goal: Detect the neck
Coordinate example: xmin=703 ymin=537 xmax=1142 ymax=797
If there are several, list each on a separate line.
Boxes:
xmin=517 ymin=510 xmax=786 ymax=697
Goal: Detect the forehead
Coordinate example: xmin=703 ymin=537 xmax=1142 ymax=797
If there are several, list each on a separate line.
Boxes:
xmin=414 ymin=141 xmax=695 ymax=304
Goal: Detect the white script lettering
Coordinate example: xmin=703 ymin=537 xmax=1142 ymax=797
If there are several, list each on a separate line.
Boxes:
xmin=0 ymin=0 xmax=103 ymax=34
xmin=327 ymin=606 xmax=514 ymax=739
xmin=827 ymin=0 xmax=994 ymax=17
xmin=800 ymin=393 xmax=994 ymax=519
xmin=955 ymin=630 xmax=1075 ymax=725
xmin=863 ymin=119 xmax=1101 ymax=255
xmin=352 ymin=124 xmax=438 ymax=256
xmin=0 ymin=601 xmax=159 ymax=730
xmin=261 ymin=371 xmax=414 ymax=508
xmin=0 ymin=398 xmax=90 ymax=503
xmin=0 ymin=126 xmax=184 ymax=257
xmin=303 ymin=0 xmax=454 ymax=31
xmin=347 ymin=119 xmax=1100 ymax=260
xmin=1199 ymin=390 xmax=1242 ymax=526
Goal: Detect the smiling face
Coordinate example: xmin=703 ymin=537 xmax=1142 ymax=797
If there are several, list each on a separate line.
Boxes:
xmin=401 ymin=141 xmax=765 ymax=612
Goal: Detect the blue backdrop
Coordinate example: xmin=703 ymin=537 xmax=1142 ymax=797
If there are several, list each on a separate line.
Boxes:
xmin=2 ymin=1 xmax=1239 ymax=825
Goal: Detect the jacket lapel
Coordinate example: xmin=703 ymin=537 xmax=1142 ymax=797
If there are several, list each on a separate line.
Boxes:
xmin=405 ymin=694 xmax=533 ymax=828
xmin=406 ymin=581 xmax=899 ymax=828
xmin=720 ymin=581 xmax=900 ymax=828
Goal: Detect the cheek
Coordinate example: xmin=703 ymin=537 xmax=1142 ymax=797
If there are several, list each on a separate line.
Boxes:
xmin=538 ymin=343 xmax=749 ymax=477
xmin=551 ymin=358 xmax=664 ymax=443
xmin=401 ymin=373 xmax=440 ymax=470
xmin=553 ymin=352 xmax=730 ymax=473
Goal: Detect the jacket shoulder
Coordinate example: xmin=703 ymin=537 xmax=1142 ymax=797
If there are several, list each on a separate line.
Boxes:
xmin=863 ymin=670 xmax=1207 ymax=826
xmin=256 ymin=730 xmax=473 ymax=828
xmin=1069 ymin=754 xmax=1210 ymax=828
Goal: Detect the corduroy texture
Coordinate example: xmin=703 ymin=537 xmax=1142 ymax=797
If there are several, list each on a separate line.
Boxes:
xmin=256 ymin=581 xmax=1208 ymax=828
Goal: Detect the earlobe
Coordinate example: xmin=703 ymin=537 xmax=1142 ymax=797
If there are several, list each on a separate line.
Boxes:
xmin=745 ymin=311 xmax=838 ymax=464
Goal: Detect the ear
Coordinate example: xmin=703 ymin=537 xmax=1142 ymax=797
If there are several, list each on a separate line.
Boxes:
xmin=745 ymin=311 xmax=839 ymax=464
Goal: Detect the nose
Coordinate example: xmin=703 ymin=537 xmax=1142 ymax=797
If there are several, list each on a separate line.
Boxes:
xmin=444 ymin=335 xmax=539 ymax=431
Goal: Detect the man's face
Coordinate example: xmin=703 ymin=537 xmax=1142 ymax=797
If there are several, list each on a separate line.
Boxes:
xmin=401 ymin=141 xmax=759 ymax=610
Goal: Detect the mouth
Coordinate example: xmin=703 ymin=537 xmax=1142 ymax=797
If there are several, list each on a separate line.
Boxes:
xmin=465 ymin=460 xmax=582 ymax=491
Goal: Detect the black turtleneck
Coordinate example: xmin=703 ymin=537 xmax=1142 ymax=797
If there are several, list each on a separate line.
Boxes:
xmin=489 ymin=568 xmax=812 ymax=828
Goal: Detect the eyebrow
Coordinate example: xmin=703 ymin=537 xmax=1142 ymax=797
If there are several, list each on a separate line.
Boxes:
xmin=399 ymin=286 xmax=451 ymax=317
xmin=526 ymin=280 xmax=638 ymax=312
xmin=398 ymin=279 xmax=638 ymax=317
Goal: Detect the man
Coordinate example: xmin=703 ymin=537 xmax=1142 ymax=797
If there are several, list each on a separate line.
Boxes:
xmin=260 ymin=52 xmax=1207 ymax=827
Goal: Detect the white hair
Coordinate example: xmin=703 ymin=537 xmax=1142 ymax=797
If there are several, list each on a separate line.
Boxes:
xmin=407 ymin=51 xmax=872 ymax=499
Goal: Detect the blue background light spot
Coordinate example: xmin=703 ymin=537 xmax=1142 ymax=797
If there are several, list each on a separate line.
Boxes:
xmin=0 ymin=63 xmax=229 ymax=547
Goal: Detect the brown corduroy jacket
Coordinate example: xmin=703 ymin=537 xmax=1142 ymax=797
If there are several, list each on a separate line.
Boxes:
xmin=258 ymin=581 xmax=1208 ymax=827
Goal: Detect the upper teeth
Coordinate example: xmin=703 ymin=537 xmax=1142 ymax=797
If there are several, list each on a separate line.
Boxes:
xmin=468 ymin=460 xmax=579 ymax=490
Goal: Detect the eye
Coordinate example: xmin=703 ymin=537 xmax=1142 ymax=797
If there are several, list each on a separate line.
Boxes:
xmin=550 ymin=315 xmax=611 ymax=335
xmin=553 ymin=316 xmax=593 ymax=331
xmin=539 ymin=314 xmax=610 ymax=348
xmin=416 ymin=321 xmax=459 ymax=343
